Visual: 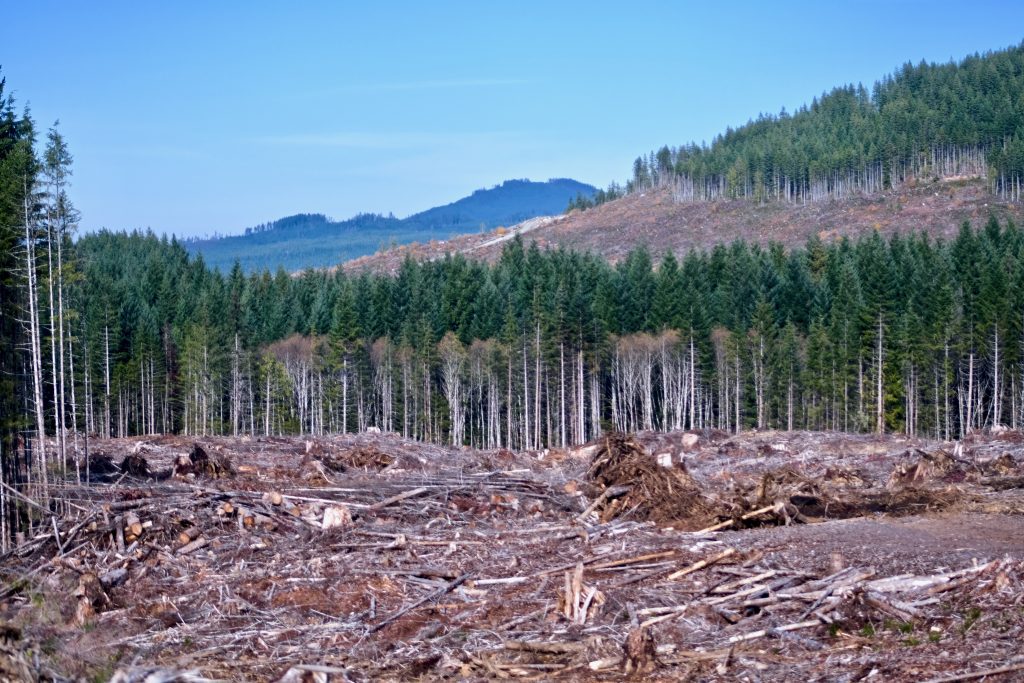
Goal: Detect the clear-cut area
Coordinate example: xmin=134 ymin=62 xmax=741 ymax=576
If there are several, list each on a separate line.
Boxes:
xmin=2 ymin=429 xmax=1023 ymax=681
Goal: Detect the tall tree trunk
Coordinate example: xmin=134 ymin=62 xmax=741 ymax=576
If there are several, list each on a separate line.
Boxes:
xmin=23 ymin=184 xmax=48 ymax=499
xmin=876 ymin=314 xmax=885 ymax=435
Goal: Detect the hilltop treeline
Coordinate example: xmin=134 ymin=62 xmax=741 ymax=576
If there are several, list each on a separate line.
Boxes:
xmin=630 ymin=43 xmax=1024 ymax=202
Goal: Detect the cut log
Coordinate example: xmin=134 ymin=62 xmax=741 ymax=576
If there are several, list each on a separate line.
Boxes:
xmin=698 ymin=503 xmax=783 ymax=533
xmin=322 ymin=505 xmax=353 ymax=530
xmin=728 ymin=619 xmax=821 ymax=644
xmin=575 ymin=485 xmax=630 ymax=522
xmin=124 ymin=513 xmax=143 ymax=541
xmin=368 ymin=487 xmax=429 ymax=511
xmin=666 ymin=548 xmax=736 ymax=581
xmin=178 ymin=526 xmax=202 ymax=545
xmin=504 ymin=640 xmax=589 ymax=654
xmin=177 ymin=537 xmax=209 ymax=555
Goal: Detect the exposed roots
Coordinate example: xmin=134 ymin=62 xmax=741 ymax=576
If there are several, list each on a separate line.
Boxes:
xmin=586 ymin=432 xmax=717 ymax=528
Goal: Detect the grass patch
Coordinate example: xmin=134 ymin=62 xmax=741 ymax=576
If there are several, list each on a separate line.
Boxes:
xmin=961 ymin=606 xmax=983 ymax=634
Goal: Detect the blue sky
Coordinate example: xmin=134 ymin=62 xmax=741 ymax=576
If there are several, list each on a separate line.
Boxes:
xmin=4 ymin=1 xmax=1023 ymax=238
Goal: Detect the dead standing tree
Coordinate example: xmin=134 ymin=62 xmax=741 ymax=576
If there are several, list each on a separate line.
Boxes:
xmin=438 ymin=332 xmax=466 ymax=446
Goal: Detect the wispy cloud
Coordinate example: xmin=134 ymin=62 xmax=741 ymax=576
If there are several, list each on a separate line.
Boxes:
xmin=255 ymin=130 xmax=528 ymax=150
xmin=296 ymin=78 xmax=530 ymax=100
xmin=352 ymin=78 xmax=529 ymax=92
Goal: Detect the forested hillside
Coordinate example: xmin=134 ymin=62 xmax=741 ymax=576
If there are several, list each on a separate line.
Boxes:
xmin=185 ymin=178 xmax=596 ymax=272
xmin=348 ymin=176 xmax=1024 ymax=273
xmin=628 ymin=43 xmax=1024 ymax=203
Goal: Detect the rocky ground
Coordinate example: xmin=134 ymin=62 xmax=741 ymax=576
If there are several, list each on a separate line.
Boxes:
xmin=1 ymin=429 xmax=1023 ymax=682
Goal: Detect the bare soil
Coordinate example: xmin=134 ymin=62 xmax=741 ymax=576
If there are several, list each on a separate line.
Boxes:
xmin=344 ymin=178 xmax=1024 ymax=274
xmin=1 ymin=429 xmax=1023 ymax=682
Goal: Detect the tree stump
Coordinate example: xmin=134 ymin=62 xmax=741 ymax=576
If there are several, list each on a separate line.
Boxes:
xmin=622 ymin=626 xmax=657 ymax=675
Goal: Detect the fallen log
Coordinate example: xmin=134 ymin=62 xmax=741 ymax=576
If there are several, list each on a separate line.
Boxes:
xmin=698 ymin=503 xmax=783 ymax=533
xmin=504 ymin=640 xmax=590 ymax=654
xmin=369 ymin=486 xmax=430 ymax=511
xmin=727 ymin=618 xmax=822 ymax=644
xmin=177 ymin=537 xmax=209 ymax=555
xmin=178 ymin=526 xmax=202 ymax=545
xmin=369 ymin=572 xmax=471 ymax=633
xmin=666 ymin=548 xmax=736 ymax=581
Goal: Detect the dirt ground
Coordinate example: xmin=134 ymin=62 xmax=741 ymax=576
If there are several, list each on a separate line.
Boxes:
xmin=344 ymin=178 xmax=1024 ymax=275
xmin=741 ymin=513 xmax=1024 ymax=575
xmin=1 ymin=429 xmax=1023 ymax=682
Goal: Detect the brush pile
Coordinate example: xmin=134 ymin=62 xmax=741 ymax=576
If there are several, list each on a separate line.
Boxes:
xmin=585 ymin=432 xmax=715 ymax=527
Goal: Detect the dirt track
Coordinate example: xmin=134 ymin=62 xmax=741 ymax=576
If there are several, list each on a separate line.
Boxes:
xmin=741 ymin=513 xmax=1024 ymax=575
xmin=1 ymin=430 xmax=1023 ymax=682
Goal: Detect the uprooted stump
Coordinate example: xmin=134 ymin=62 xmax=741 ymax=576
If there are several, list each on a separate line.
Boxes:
xmin=622 ymin=627 xmax=658 ymax=675
xmin=718 ymin=465 xmax=968 ymax=531
xmin=119 ymin=454 xmax=150 ymax=478
xmin=188 ymin=444 xmax=234 ymax=478
xmin=887 ymin=448 xmax=968 ymax=488
xmin=84 ymin=454 xmax=121 ymax=483
xmin=712 ymin=468 xmax=831 ymax=530
xmin=586 ymin=432 xmax=716 ymax=527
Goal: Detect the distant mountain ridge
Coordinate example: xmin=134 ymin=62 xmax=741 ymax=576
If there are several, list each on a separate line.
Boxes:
xmin=185 ymin=178 xmax=596 ymax=272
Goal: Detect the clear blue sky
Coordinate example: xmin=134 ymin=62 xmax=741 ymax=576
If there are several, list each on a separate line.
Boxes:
xmin=4 ymin=1 xmax=1023 ymax=238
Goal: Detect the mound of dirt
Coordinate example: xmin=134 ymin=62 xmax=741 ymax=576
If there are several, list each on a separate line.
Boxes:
xmin=586 ymin=432 xmax=716 ymax=527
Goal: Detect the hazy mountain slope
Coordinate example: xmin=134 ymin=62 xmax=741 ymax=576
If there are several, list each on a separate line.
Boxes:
xmin=185 ymin=178 xmax=596 ymax=272
xmin=344 ymin=177 xmax=1024 ymax=274
xmin=404 ymin=178 xmax=595 ymax=231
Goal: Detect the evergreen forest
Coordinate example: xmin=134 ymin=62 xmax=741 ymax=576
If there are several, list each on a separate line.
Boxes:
xmin=69 ymin=217 xmax=1024 ymax=452
xmin=628 ymin=43 xmax=1024 ymax=202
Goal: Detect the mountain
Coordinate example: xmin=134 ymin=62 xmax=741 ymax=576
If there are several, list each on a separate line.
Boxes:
xmin=185 ymin=178 xmax=596 ymax=272
xmin=404 ymin=178 xmax=594 ymax=230
xmin=349 ymin=44 xmax=1024 ymax=273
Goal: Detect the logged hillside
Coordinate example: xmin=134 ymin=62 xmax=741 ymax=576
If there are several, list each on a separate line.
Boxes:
xmin=344 ymin=176 xmax=1024 ymax=273
xmin=185 ymin=178 xmax=596 ymax=272
xmin=628 ymin=43 xmax=1024 ymax=203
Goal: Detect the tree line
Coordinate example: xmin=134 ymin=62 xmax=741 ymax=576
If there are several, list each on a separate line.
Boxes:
xmin=627 ymin=43 xmax=1024 ymax=203
xmin=69 ymin=215 xmax=1024 ymax=458
xmin=0 ymin=73 xmax=81 ymax=548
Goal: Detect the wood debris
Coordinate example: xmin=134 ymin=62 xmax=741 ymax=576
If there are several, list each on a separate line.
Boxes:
xmin=0 ymin=429 xmax=1021 ymax=680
